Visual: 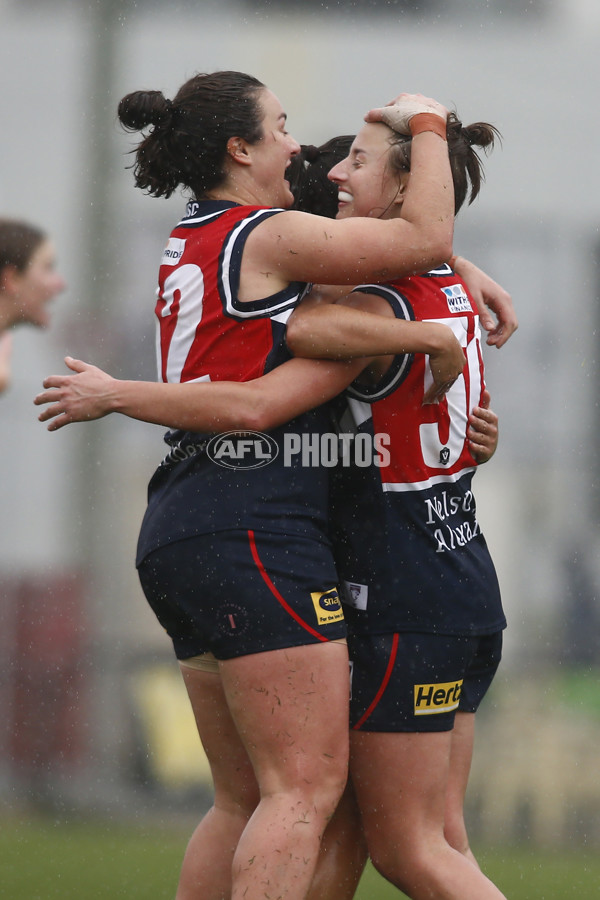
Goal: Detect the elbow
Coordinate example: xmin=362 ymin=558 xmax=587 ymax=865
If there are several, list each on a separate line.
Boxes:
xmin=285 ymin=315 xmax=317 ymax=359
xmin=237 ymin=393 xmax=277 ymax=433
xmin=433 ymin=235 xmax=454 ymax=268
xmin=284 ymin=318 xmax=303 ymax=357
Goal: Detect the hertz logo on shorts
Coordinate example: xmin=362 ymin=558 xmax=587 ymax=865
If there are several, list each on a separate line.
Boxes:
xmin=311 ymin=588 xmax=344 ymax=626
xmin=414 ymin=679 xmax=463 ymax=715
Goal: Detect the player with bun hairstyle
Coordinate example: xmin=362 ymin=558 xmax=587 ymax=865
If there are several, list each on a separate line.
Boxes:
xmin=286 ymin=115 xmax=508 ymax=900
xmin=0 ymin=219 xmax=65 ymax=393
xmin=37 ymin=70 xmax=466 ymax=900
xmin=35 ymin=72 xmax=513 ymax=900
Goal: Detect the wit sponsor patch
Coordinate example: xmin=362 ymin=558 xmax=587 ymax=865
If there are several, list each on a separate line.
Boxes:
xmin=414 ymin=679 xmax=463 ymax=715
xmin=441 ymin=284 xmax=472 ymax=314
xmin=161 ymin=237 xmax=186 ymax=266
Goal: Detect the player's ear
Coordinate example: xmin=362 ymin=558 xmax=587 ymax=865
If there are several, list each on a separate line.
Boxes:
xmin=0 ymin=265 xmax=20 ymax=294
xmin=226 ymin=137 xmax=252 ymax=166
xmin=393 ymin=172 xmax=410 ymax=208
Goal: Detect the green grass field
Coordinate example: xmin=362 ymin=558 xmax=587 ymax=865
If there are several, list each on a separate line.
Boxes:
xmin=1 ymin=814 xmax=599 ymax=898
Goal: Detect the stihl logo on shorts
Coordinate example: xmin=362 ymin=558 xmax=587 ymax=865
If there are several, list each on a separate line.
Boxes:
xmin=413 ymin=679 xmax=463 ymax=715
xmin=311 ymin=588 xmax=344 ymax=626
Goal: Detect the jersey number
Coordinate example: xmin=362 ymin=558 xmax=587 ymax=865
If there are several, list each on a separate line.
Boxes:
xmin=420 ymin=316 xmax=482 ymax=468
xmin=159 ymin=264 xmax=205 ymax=382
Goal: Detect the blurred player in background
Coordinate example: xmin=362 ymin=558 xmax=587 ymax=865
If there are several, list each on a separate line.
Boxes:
xmin=0 ymin=218 xmax=65 ymax=393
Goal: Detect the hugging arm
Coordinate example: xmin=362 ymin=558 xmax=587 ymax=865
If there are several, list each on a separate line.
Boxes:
xmin=34 ymin=355 xmax=369 ymax=433
xmin=286 ymin=288 xmax=465 ymax=403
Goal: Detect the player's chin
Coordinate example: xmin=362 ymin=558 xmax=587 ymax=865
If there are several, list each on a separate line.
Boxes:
xmin=281 ymin=184 xmax=295 ymax=209
xmin=335 ymin=205 xmax=352 ymax=220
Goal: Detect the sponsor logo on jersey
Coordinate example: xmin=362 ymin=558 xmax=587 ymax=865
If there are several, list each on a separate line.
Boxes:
xmin=207 ymin=431 xmax=279 ymax=469
xmin=441 ymin=283 xmax=472 ymax=314
xmin=161 ymin=237 xmax=187 ymax=266
xmin=311 ymin=588 xmax=345 ymax=626
xmin=413 ymin=679 xmax=463 ymax=715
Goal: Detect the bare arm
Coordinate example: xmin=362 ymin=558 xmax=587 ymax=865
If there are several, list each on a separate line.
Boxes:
xmin=246 ymin=97 xmax=453 ymax=289
xmin=453 ymin=255 xmax=517 ymax=348
xmin=34 ymin=355 xmax=370 ymax=433
xmin=286 ymin=287 xmax=465 ymax=404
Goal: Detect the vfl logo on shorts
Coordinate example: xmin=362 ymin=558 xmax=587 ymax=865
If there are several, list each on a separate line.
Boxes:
xmin=414 ymin=679 xmax=463 ymax=715
xmin=207 ymin=431 xmax=279 ymax=469
xmin=311 ymin=588 xmax=344 ymax=626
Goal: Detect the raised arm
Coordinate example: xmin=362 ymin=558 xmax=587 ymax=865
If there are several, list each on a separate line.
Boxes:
xmin=247 ymin=96 xmax=454 ymax=287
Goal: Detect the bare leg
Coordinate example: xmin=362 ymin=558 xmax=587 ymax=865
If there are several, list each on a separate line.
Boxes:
xmin=444 ymin=711 xmax=479 ymax=866
xmin=351 ymin=730 xmax=506 ymax=900
xmin=176 ymin=665 xmax=259 ymax=900
xmin=221 ymin=642 xmax=350 ymax=900
xmin=307 ymin=779 xmax=368 ymax=900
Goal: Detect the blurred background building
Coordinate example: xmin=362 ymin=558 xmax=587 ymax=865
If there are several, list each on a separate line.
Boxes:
xmin=1 ymin=0 xmax=599 ymax=845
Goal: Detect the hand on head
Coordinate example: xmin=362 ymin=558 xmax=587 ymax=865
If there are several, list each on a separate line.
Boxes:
xmin=365 ymin=93 xmax=448 ymax=134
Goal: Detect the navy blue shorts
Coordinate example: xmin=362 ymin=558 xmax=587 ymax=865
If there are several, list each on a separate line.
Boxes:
xmin=137 ymin=529 xmax=346 ymax=660
xmin=348 ymin=630 xmax=502 ymax=733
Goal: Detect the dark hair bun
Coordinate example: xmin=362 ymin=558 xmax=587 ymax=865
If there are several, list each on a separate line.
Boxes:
xmin=302 ymin=144 xmax=320 ymax=163
xmin=118 ymin=90 xmax=171 ymax=131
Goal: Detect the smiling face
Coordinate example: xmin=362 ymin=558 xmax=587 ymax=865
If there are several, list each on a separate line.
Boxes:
xmin=9 ymin=238 xmax=66 ymax=328
xmin=328 ymin=122 xmax=405 ymax=220
xmin=250 ymin=88 xmax=302 ymax=209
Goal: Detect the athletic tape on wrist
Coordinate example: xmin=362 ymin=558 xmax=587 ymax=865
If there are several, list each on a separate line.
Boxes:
xmin=409 ymin=113 xmax=447 ymax=141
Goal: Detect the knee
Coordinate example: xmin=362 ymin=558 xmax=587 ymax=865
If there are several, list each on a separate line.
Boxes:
xmin=444 ymin=813 xmax=470 ymax=856
xmin=369 ymin=838 xmax=435 ymax=896
xmin=305 ymin=767 xmax=349 ymax=824
xmin=213 ymin=778 xmax=260 ymax=820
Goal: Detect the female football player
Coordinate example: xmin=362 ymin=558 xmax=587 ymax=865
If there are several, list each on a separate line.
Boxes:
xmin=35 ymin=70 xmax=461 ymax=900
xmin=35 ymin=73 xmax=513 ymax=900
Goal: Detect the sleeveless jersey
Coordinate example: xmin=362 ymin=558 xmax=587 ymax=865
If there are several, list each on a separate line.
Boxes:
xmin=330 ymin=264 xmax=505 ymax=637
xmin=136 ymin=200 xmax=335 ymax=564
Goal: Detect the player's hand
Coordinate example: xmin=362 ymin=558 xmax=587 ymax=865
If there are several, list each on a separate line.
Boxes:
xmin=34 ymin=357 xmax=117 ymax=430
xmin=365 ymin=93 xmax=447 ymax=134
xmin=423 ymin=325 xmax=465 ymax=405
xmin=453 ymin=256 xmax=517 ymax=348
xmin=468 ymin=389 xmax=498 ymax=463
